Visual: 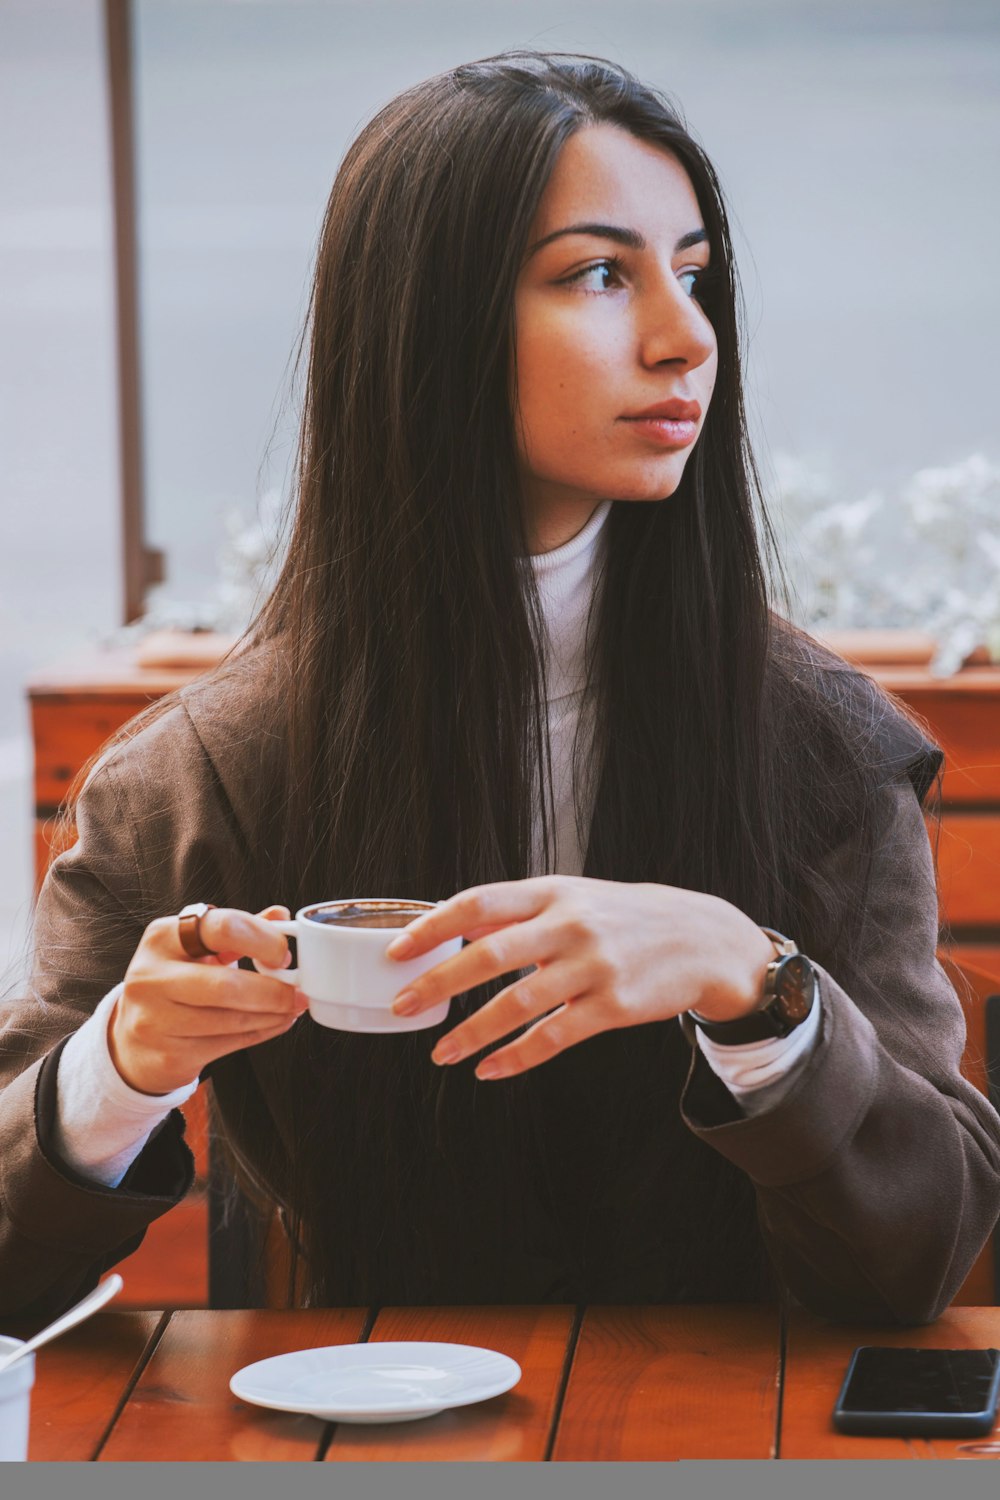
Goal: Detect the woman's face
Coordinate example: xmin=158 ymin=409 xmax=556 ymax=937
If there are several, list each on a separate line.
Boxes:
xmin=513 ymin=123 xmax=719 ymax=553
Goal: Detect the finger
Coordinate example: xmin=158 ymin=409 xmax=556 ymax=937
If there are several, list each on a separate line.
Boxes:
xmin=457 ymin=922 xmax=515 ymax=943
xmin=208 ymin=906 xmax=293 ymax=968
xmin=131 ymin=961 xmax=303 ymax=1019
xmin=473 ymin=999 xmax=599 ymax=1080
xmin=183 ymin=965 xmax=305 ymax=1017
xmin=390 ymin=917 xmax=565 ymax=1019
xmin=209 ymin=945 xmax=293 ymax=970
xmin=150 ymin=908 xmax=291 ymax=969
xmin=199 ymin=1011 xmax=306 ymax=1061
xmin=429 ymin=960 xmax=590 ymax=1064
xmin=384 ymin=878 xmax=560 ymax=960
xmin=156 ymin=995 xmax=309 ymax=1038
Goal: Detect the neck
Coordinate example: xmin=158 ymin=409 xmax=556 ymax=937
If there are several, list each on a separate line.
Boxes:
xmin=524 ymin=499 xmax=606 ymax=556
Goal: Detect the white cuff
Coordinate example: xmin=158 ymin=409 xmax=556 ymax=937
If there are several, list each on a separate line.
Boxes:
xmin=693 ymin=978 xmax=822 ymax=1115
xmin=52 ymin=983 xmax=200 ymax=1188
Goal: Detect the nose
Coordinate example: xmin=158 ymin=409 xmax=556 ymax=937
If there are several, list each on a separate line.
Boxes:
xmin=637 ymin=267 xmax=716 ymax=372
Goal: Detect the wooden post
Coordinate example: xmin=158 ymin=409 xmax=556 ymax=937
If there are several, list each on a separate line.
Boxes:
xmin=103 ymin=0 xmax=163 ymax=624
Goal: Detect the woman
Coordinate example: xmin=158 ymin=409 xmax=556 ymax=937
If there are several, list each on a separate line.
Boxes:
xmin=2 ymin=51 xmax=998 ymax=1322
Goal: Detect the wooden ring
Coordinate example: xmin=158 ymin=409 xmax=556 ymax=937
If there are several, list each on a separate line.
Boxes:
xmin=178 ymin=902 xmax=217 ymax=960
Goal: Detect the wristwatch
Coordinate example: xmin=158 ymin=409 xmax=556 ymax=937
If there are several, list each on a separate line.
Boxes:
xmin=686 ymin=928 xmax=817 ymax=1044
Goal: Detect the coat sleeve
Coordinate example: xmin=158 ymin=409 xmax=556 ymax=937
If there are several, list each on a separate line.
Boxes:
xmin=0 ymin=704 xmax=245 ymax=1319
xmin=680 ymin=773 xmax=1000 ymax=1324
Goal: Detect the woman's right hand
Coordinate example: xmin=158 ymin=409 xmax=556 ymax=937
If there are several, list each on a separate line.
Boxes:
xmin=108 ymin=905 xmax=308 ymax=1096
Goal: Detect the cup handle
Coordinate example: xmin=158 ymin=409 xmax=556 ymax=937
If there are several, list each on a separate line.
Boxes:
xmin=251 ymin=919 xmax=300 ymax=986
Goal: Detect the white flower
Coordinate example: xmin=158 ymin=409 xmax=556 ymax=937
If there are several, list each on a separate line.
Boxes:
xmin=768 ymin=451 xmax=1000 ymax=677
xmin=113 ymin=488 xmax=290 ymax=640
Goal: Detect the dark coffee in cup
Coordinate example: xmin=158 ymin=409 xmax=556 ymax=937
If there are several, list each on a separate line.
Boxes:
xmin=306 ymin=900 xmax=431 ymax=930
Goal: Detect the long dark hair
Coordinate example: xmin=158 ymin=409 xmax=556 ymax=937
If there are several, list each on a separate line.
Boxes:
xmin=95 ymin=52 xmax=945 ymax=1305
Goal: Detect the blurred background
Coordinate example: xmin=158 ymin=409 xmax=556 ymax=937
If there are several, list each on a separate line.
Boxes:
xmin=2 ymin=0 xmax=999 ymax=976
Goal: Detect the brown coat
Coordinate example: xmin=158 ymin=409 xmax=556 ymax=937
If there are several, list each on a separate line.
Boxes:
xmin=2 ymin=644 xmax=999 ymax=1321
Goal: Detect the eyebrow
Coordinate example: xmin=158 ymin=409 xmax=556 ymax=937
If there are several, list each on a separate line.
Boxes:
xmin=525 ymin=222 xmax=709 ymax=259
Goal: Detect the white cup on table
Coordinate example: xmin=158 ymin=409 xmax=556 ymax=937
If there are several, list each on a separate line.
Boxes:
xmin=0 ymin=1336 xmax=34 ymax=1461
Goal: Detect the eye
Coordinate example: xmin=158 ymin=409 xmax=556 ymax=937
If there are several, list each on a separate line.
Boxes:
xmin=679 ymin=266 xmax=717 ymax=301
xmin=561 ymin=256 xmax=625 ymax=293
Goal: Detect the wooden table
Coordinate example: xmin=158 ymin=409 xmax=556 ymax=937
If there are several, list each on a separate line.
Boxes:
xmin=7 ymin=1304 xmax=1000 ymax=1462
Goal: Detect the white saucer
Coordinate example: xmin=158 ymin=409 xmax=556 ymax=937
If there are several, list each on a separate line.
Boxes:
xmin=230 ymin=1341 xmax=522 ymax=1424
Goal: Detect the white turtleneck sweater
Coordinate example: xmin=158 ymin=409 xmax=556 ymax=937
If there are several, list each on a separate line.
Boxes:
xmin=53 ymin=500 xmax=818 ymax=1188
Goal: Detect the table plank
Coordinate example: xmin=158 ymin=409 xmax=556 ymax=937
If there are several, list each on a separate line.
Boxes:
xmin=782 ymin=1305 xmax=1000 ymax=1459
xmin=13 ymin=1310 xmax=162 ymax=1461
xmin=553 ymin=1304 xmax=780 ymax=1460
xmin=324 ymin=1305 xmax=574 ymax=1462
xmin=99 ymin=1308 xmax=368 ymax=1461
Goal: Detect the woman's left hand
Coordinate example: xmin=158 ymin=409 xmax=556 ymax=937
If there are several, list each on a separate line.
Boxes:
xmin=386 ymin=876 xmax=776 ymax=1079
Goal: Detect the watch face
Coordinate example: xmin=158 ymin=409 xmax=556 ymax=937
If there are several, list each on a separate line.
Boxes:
xmin=775 ymin=954 xmax=813 ymax=1022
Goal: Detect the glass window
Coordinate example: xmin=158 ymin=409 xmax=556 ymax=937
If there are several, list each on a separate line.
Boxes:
xmin=132 ymin=1 xmax=1000 ymax=619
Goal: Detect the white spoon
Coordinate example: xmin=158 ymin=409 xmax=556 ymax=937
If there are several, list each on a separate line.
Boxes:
xmin=0 ymin=1273 xmax=124 ymax=1377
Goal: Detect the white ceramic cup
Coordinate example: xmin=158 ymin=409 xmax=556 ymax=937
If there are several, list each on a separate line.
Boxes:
xmin=0 ymin=1337 xmax=34 ymax=1462
xmin=251 ymin=898 xmax=461 ymax=1033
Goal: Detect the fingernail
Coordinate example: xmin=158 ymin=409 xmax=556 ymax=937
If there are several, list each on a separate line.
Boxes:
xmin=392 ymin=991 xmax=420 ymax=1016
xmin=387 ymin=933 xmax=415 ymax=959
xmin=432 ymin=1039 xmax=460 ymax=1065
xmin=476 ymin=1059 xmax=502 ymax=1080
xmin=280 ymin=949 xmax=293 ymax=968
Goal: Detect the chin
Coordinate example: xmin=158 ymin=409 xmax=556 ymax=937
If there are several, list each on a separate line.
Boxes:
xmin=605 ymin=470 xmax=690 ymax=504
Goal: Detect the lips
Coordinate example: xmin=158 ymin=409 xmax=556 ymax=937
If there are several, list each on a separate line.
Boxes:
xmin=622 ymin=398 xmax=702 ymax=422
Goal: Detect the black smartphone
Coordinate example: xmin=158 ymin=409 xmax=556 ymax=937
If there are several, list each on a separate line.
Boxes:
xmin=833 ymin=1345 xmax=1000 ymax=1436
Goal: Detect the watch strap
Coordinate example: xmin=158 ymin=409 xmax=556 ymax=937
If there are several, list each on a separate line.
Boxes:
xmin=686 ymin=929 xmax=816 ymax=1045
